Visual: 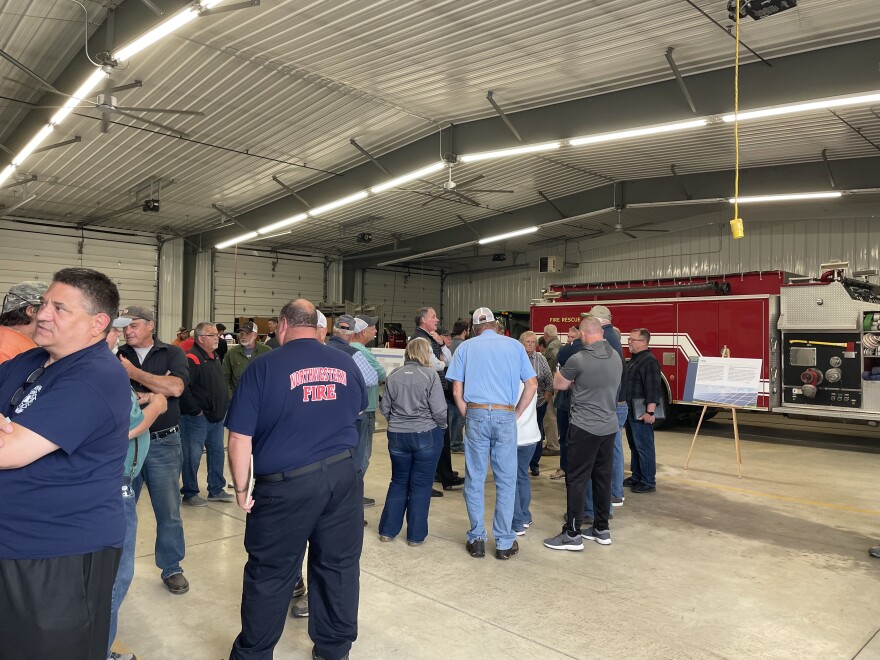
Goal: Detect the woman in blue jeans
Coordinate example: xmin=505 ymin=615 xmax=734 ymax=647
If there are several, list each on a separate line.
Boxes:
xmin=378 ymin=338 xmax=448 ymax=545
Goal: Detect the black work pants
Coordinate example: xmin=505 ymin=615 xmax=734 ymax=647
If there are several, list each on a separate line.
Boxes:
xmin=434 ymin=401 xmax=457 ymax=487
xmin=565 ymin=424 xmax=615 ymax=533
xmin=0 ymin=547 xmax=121 ymax=660
xmin=230 ymin=454 xmax=364 ymax=660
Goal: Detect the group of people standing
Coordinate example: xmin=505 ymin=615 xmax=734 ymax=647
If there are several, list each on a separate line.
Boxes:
xmin=0 ymin=270 xmax=664 ymax=660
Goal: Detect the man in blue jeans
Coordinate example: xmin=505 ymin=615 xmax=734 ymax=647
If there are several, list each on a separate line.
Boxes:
xmin=104 ymin=316 xmax=168 ymax=660
xmin=180 ymin=322 xmax=232 ymax=506
xmin=118 ymin=306 xmax=191 ymax=594
xmin=447 ymin=307 xmax=537 ymax=560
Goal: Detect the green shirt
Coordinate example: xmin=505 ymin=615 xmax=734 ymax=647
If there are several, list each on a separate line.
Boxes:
xmin=351 ymin=342 xmax=386 ymax=411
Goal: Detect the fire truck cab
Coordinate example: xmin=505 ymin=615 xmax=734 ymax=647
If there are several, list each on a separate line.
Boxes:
xmin=530 ymin=265 xmax=880 ymax=424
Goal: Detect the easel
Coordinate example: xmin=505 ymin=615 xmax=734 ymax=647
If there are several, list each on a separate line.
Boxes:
xmin=683 ymin=346 xmax=744 ymax=478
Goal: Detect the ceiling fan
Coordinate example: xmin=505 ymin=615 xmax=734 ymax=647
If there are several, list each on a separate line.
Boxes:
xmin=602 ymin=210 xmax=671 ymax=240
xmin=413 ymin=155 xmax=515 ymax=208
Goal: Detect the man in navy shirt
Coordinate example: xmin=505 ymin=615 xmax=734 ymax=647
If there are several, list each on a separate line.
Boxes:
xmin=0 ymin=267 xmax=131 ymax=659
xmin=226 ymin=299 xmax=367 ymax=660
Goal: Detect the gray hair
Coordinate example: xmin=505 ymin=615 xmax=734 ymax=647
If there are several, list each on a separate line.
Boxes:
xmin=279 ymin=299 xmax=317 ymax=328
xmin=543 ymin=324 xmax=558 ymax=339
xmin=414 ymin=307 xmax=434 ymax=328
xmin=579 ymin=316 xmax=603 ymax=337
xmin=194 ymin=322 xmax=216 ymax=337
xmin=632 ymin=327 xmax=651 ymax=343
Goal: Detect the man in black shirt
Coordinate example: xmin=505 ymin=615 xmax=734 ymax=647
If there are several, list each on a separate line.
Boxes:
xmin=118 ymin=306 xmax=191 ymax=594
xmin=180 ymin=322 xmax=232 ymax=506
xmin=624 ymin=328 xmax=661 ymax=493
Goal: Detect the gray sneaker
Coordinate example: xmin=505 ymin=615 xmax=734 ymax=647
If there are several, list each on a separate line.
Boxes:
xmin=182 ymin=495 xmax=208 ymax=507
xmin=109 ymin=653 xmax=137 ymax=660
xmin=582 ymin=526 xmax=612 ymax=545
xmin=543 ymin=530 xmax=584 ymax=551
xmin=208 ymin=491 xmax=234 ymax=503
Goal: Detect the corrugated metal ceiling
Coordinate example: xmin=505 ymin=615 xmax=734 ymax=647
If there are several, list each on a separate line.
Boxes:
xmin=1 ymin=0 xmax=879 ymax=251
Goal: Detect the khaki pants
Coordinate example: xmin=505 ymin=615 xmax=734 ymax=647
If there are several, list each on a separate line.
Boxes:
xmin=543 ymin=405 xmax=559 ymax=449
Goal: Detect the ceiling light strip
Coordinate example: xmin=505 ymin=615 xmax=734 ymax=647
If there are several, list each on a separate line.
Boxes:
xmin=568 ymin=119 xmax=708 ymax=146
xmin=370 ymin=161 xmax=446 ymax=194
xmin=0 ymin=2 xmax=226 ymax=188
xmin=216 ymin=231 xmax=258 ymax=250
xmin=459 ymin=142 xmax=561 ymax=163
xmin=478 ymin=226 xmax=539 ymax=245
xmin=257 ymin=212 xmax=308 ymax=235
xmin=308 ymin=191 xmax=369 ymax=217
xmin=722 ymin=91 xmax=880 ymax=123
xmin=729 ymin=192 xmax=843 ymax=204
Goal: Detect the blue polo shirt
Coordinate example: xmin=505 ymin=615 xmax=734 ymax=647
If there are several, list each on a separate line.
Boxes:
xmin=226 ymin=338 xmax=367 ymax=475
xmin=0 ymin=341 xmax=131 ymax=559
xmin=446 ymin=329 xmax=536 ymax=406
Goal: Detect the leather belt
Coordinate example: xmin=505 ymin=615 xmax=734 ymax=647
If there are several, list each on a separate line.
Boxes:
xmin=150 ymin=425 xmax=179 ymax=439
xmin=256 ymin=449 xmax=353 ymax=484
xmin=467 ymin=403 xmax=515 ymax=411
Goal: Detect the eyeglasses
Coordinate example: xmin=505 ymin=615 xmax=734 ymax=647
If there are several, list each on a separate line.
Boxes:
xmin=10 ymin=367 xmax=45 ymax=410
xmin=628 ymin=338 xmax=647 ymax=343
xmin=200 ymin=333 xmax=219 ymax=338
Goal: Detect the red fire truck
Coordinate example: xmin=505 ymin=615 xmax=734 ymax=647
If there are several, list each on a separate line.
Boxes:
xmin=529 ymin=265 xmax=880 ymax=424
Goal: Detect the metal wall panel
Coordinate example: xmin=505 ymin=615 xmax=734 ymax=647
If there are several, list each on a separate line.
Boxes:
xmin=445 ymin=217 xmax=880 ymax=318
xmin=191 ymin=249 xmax=214 ymax=328
xmin=0 ymin=221 xmax=157 ymax=313
xmin=157 ymin=238 xmax=184 ymax=343
xmin=363 ymin=267 xmax=442 ymax=332
xmin=214 ymin=249 xmax=325 ymax=328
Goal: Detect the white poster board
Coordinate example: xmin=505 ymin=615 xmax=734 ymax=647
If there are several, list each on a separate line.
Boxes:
xmin=371 ymin=348 xmax=406 ymax=375
xmin=687 ymin=357 xmax=762 ymax=408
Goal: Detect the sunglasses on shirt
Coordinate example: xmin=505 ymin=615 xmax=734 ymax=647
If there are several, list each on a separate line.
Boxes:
xmin=10 ymin=367 xmax=45 ymax=410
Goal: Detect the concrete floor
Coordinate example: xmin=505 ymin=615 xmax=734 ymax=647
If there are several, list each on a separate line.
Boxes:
xmin=115 ymin=414 xmax=880 ymax=660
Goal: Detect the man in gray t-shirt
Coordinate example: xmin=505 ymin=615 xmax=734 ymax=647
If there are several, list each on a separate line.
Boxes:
xmin=544 ymin=316 xmax=622 ymax=552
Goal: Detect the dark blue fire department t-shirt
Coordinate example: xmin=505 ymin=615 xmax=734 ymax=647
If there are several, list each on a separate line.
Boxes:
xmin=226 ymin=338 xmax=367 ymax=475
xmin=0 ymin=341 xmax=130 ymax=559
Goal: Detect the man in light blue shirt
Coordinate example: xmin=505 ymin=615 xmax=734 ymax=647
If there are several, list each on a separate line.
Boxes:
xmin=447 ymin=307 xmax=537 ymax=560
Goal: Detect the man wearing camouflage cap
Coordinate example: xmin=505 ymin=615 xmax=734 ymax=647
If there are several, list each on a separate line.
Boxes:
xmin=0 ymin=280 xmax=48 ymax=364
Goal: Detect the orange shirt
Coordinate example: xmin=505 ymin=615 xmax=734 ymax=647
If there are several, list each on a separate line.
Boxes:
xmin=0 ymin=327 xmax=37 ymax=365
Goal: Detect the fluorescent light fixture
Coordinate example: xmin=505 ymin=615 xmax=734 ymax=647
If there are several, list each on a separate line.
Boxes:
xmin=729 ymin=192 xmax=843 ymax=204
xmin=568 ymin=119 xmax=708 ymax=146
xmin=257 ymin=212 xmax=308 ymax=235
xmin=308 ymin=191 xmax=369 ymax=217
xmin=50 ymin=68 xmax=106 ymax=125
xmin=0 ymin=164 xmax=17 ymax=187
xmin=12 ymin=125 xmax=55 ymax=166
xmin=478 ymin=226 xmax=539 ymax=245
xmin=722 ymin=91 xmax=880 ymax=123
xmin=459 ymin=142 xmax=560 ymax=163
xmin=114 ymin=7 xmax=199 ymax=61
xmin=216 ymin=231 xmax=258 ymax=249
xmin=370 ymin=162 xmax=446 ymax=194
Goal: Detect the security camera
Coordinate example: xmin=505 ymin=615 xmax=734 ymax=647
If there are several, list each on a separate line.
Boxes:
xmin=142 ymin=199 xmax=160 ymax=212
xmin=356 ymin=232 xmax=372 ymax=243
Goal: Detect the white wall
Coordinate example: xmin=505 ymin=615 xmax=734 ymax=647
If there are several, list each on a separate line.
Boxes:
xmin=444 ymin=216 xmax=880 ymax=320
xmin=362 ymin=267 xmax=443 ymax=330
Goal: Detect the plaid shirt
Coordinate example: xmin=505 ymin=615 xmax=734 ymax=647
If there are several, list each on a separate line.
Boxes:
xmin=528 ymin=351 xmax=554 ymax=406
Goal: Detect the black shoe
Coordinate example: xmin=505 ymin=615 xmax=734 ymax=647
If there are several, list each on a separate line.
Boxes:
xmin=530 ymin=466 xmax=539 ymax=477
xmin=292 ymin=578 xmax=305 ymax=599
xmin=623 ymin=476 xmax=638 ymax=487
xmin=431 ymin=488 xmax=443 ymax=497
xmin=363 ymin=496 xmax=376 ymax=508
xmin=631 ymin=483 xmax=656 ymax=493
xmin=870 ymin=546 xmax=880 ymax=558
xmin=162 ymin=573 xmax=189 ymax=595
xmin=495 ymin=540 xmax=519 ymax=560
xmin=443 ymin=476 xmax=465 ymax=490
xmin=312 ymin=648 xmax=347 ymax=660
xmin=466 ymin=539 xmax=485 ymax=558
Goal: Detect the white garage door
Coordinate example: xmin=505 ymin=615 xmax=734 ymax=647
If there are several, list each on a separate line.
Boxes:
xmin=214 ymin=249 xmax=325 ymax=326
xmin=0 ymin=221 xmax=158 ymax=309
xmin=363 ymin=267 xmax=443 ymax=332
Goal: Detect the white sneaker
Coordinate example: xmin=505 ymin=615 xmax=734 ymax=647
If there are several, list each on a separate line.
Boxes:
xmin=109 ymin=652 xmax=137 ymax=660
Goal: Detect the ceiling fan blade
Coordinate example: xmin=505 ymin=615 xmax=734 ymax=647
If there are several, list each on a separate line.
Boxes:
xmin=112 ymin=108 xmax=189 ymax=138
xmin=461 ymin=188 xmax=515 ymax=194
xmin=453 ymin=174 xmax=485 ymax=189
xmin=623 ymin=231 xmax=639 ymax=239
xmin=0 ymin=103 xmax=91 ymax=109
xmin=600 ymin=223 xmax=615 ymax=230
xmin=450 ymin=190 xmax=482 ymax=207
xmin=114 ymin=106 xmax=205 ymax=117
xmin=631 ymin=228 xmax=670 ymax=233
xmin=420 ymin=192 xmax=446 ymax=208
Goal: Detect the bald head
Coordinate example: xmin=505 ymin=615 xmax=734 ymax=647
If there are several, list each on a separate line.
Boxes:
xmin=579 ymin=315 xmax=604 ymax=342
xmin=279 ymin=299 xmax=318 ymax=344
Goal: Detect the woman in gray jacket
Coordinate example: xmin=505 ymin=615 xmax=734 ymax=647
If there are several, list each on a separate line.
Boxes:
xmin=378 ymin=338 xmax=448 ymax=545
